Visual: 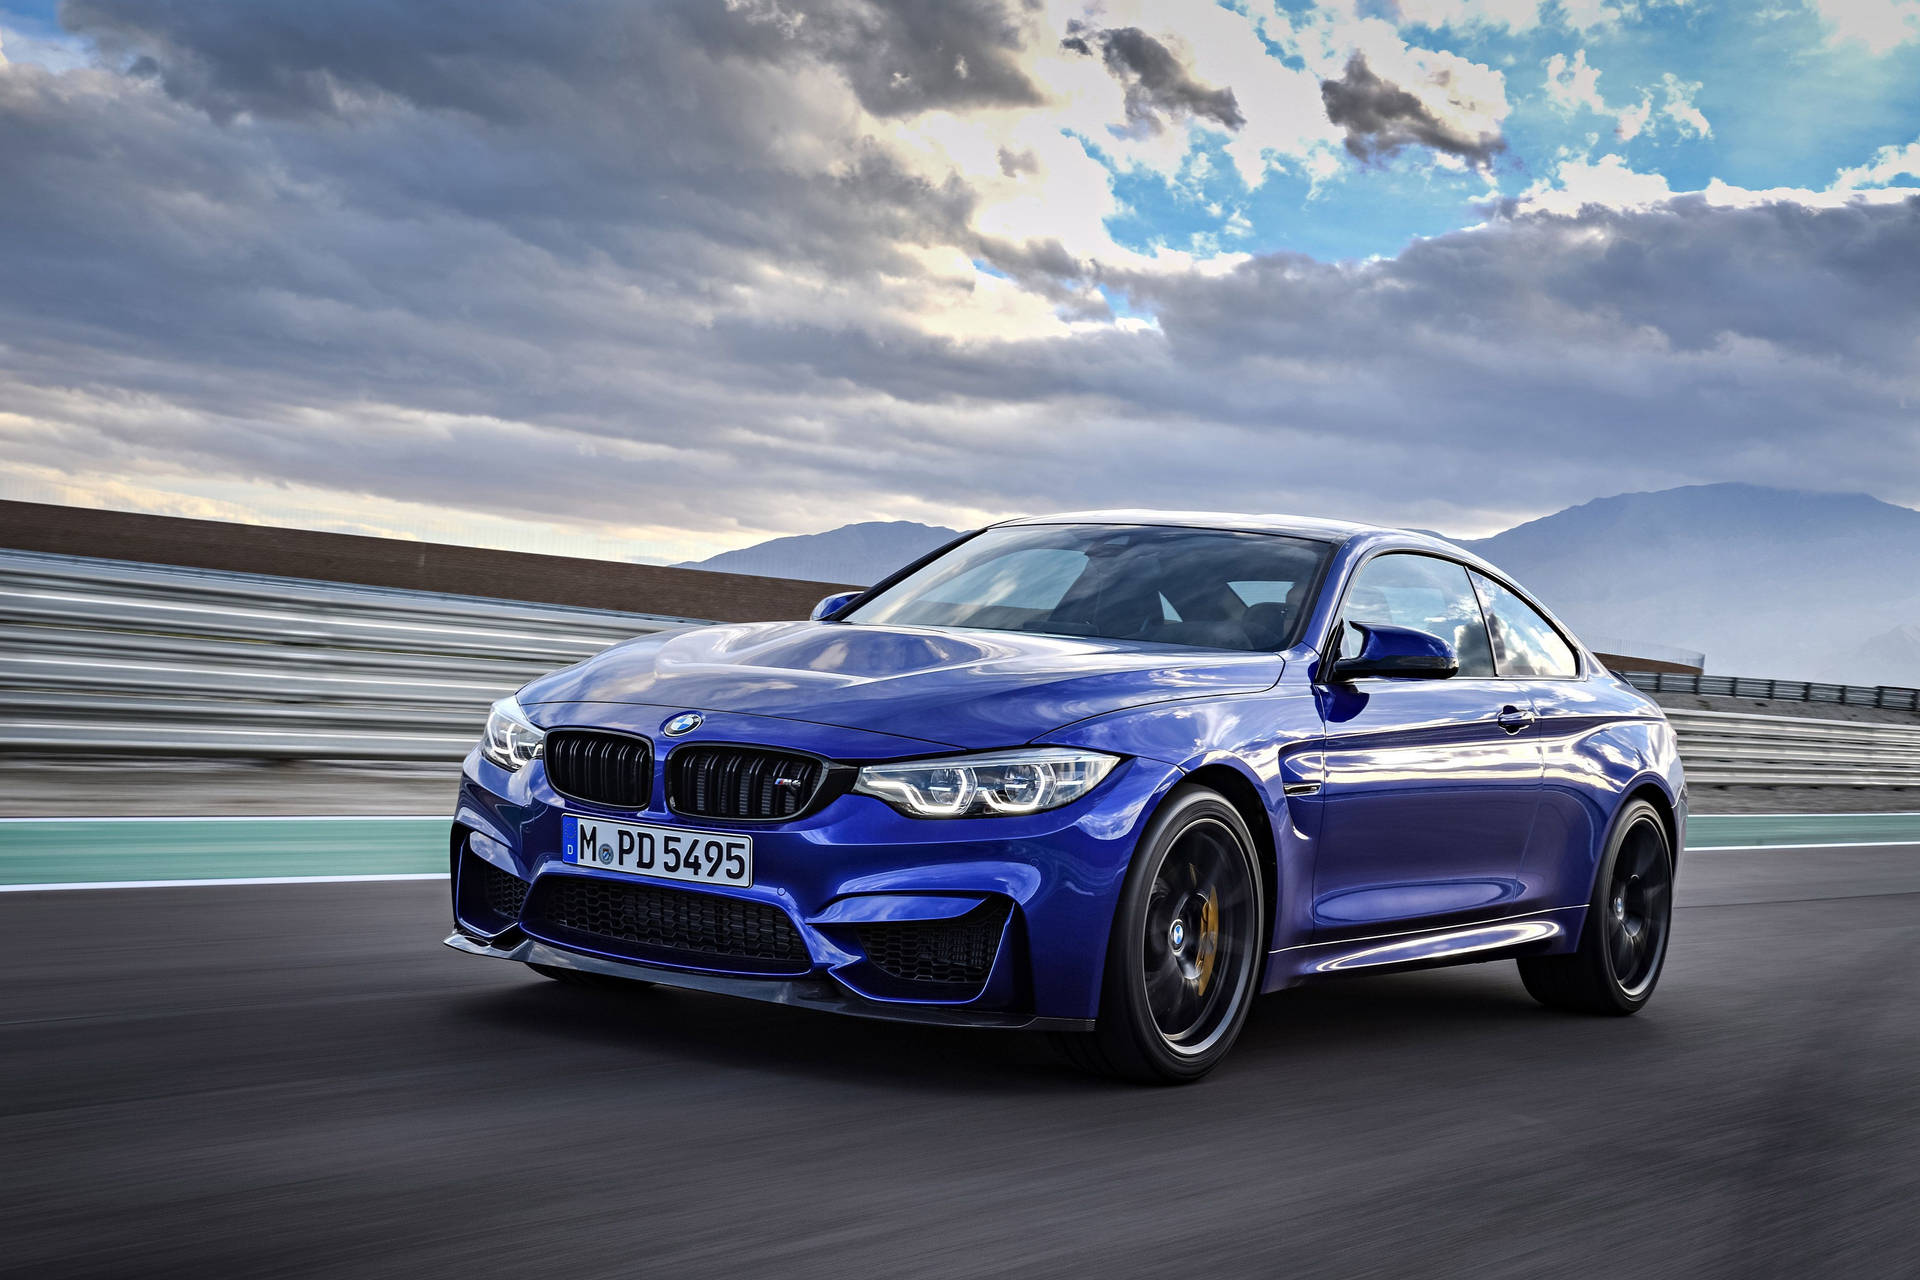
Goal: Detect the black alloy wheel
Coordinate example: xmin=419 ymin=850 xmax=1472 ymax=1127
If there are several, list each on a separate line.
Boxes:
xmin=1059 ymin=786 xmax=1266 ymax=1083
xmin=1518 ymin=798 xmax=1674 ymax=1015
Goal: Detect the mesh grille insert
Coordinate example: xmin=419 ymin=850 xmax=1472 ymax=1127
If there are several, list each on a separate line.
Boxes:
xmin=668 ymin=746 xmax=824 ymax=821
xmin=481 ymin=859 xmax=530 ymax=921
xmin=858 ymin=900 xmax=1011 ymax=987
xmin=545 ymin=731 xmax=652 ymax=809
xmin=458 ymin=849 xmax=529 ymax=934
xmin=525 ymin=874 xmax=809 ymax=973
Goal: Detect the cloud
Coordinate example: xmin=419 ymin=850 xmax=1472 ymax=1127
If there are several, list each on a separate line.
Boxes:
xmin=0 ymin=21 xmax=90 ymax=73
xmin=1061 ymin=22 xmax=1245 ymax=134
xmin=1 ymin=0 xmax=1918 ymax=556
xmin=1654 ymin=72 xmax=1711 ymax=138
xmin=1319 ymin=52 xmax=1505 ymax=168
xmin=1392 ymin=0 xmax=1550 ymax=33
xmin=1806 ymin=0 xmax=1920 ymax=54
xmin=1381 ymin=0 xmax=1692 ymax=35
xmin=1834 ymin=137 xmax=1920 ymax=188
xmin=1544 ymin=50 xmax=1607 ymax=115
xmin=1510 ymin=152 xmax=1676 ymax=212
xmin=65 ymin=0 xmax=1054 ymax=123
xmin=1541 ymin=51 xmax=1708 ymax=142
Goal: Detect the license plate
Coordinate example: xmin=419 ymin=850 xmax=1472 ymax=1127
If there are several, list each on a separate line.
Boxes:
xmin=562 ymin=815 xmax=752 ymax=887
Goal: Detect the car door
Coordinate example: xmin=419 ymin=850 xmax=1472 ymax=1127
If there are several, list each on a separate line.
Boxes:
xmin=1469 ymin=570 xmax=1590 ymax=908
xmin=1311 ymin=552 xmax=1544 ymax=938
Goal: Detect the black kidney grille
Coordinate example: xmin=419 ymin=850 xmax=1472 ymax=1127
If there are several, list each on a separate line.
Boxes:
xmin=858 ymin=900 xmax=1011 ymax=987
xmin=668 ymin=746 xmax=824 ymax=821
xmin=544 ymin=730 xmax=652 ymax=809
xmin=525 ymin=874 xmax=809 ymax=973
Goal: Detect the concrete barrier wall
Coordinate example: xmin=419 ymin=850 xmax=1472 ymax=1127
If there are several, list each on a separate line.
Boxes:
xmin=0 ymin=500 xmax=851 ymax=624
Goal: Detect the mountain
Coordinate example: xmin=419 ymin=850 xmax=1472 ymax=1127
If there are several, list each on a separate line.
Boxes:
xmin=681 ymin=485 xmax=1920 ymax=686
xmin=1455 ymin=484 xmax=1920 ymax=685
xmin=1841 ymin=624 xmax=1920 ymax=688
xmin=680 ymin=520 xmax=959 ymax=585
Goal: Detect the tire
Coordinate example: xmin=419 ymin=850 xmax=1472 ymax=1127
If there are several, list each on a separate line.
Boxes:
xmin=1057 ymin=785 xmax=1267 ymax=1084
xmin=1518 ymin=798 xmax=1674 ymax=1015
xmin=530 ymin=963 xmax=652 ymax=991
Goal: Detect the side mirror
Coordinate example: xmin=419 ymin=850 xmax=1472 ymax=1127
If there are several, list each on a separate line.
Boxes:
xmin=810 ymin=590 xmax=864 ymax=621
xmin=1330 ymin=623 xmax=1459 ymax=682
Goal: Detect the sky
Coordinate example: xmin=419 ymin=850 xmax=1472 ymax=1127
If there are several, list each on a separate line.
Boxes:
xmin=0 ymin=0 xmax=1917 ymax=563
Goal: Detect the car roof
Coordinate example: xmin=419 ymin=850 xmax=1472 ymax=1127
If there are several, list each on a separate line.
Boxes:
xmin=996 ymin=509 xmax=1479 ymax=560
xmin=980 ymin=509 xmax=1583 ymax=657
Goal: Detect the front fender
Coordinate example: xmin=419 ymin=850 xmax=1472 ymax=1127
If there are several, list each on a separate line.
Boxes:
xmin=1043 ymin=685 xmax=1327 ymax=969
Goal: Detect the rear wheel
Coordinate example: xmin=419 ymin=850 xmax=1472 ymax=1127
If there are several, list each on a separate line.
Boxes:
xmin=1518 ymin=798 xmax=1673 ymax=1015
xmin=1059 ymin=786 xmax=1266 ymax=1084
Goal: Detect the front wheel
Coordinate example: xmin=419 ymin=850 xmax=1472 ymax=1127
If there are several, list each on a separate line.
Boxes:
xmin=1518 ymin=798 xmax=1674 ymax=1015
xmin=1059 ymin=786 xmax=1267 ymax=1084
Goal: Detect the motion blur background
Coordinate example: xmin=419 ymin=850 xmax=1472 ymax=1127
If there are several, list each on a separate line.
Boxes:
xmin=2 ymin=0 xmax=1917 ymax=1275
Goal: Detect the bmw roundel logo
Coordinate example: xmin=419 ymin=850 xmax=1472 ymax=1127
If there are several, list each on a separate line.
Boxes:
xmin=662 ymin=711 xmax=703 ymax=737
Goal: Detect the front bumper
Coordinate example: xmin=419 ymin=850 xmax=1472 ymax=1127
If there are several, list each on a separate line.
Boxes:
xmin=447 ymin=712 xmax=1184 ymax=1025
xmin=442 ymin=930 xmax=1092 ymax=1031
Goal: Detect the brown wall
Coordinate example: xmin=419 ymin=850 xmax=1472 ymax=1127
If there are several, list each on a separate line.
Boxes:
xmin=0 ymin=500 xmax=853 ymax=623
xmin=1591 ymin=651 xmax=1704 ymax=676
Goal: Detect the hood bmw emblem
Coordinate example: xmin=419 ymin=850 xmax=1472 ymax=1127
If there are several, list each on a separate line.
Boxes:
xmin=662 ymin=712 xmax=703 ymax=737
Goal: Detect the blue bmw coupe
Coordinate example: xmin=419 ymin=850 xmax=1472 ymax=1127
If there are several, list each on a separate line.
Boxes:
xmin=447 ymin=513 xmax=1683 ymax=1082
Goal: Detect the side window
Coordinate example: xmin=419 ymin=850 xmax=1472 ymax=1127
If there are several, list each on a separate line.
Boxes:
xmin=1472 ymin=572 xmax=1579 ymax=678
xmin=1337 ymin=554 xmax=1495 ymax=677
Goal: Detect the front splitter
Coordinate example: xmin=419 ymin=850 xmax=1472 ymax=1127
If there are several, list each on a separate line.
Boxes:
xmin=443 ymin=931 xmax=1093 ymax=1032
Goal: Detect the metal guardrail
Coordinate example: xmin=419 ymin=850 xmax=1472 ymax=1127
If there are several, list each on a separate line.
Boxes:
xmin=1662 ymin=708 xmax=1920 ymax=787
xmin=4 ymin=550 xmax=1918 ymax=789
xmin=0 ymin=550 xmax=698 ymax=760
xmin=1625 ymin=670 xmax=1920 ymax=713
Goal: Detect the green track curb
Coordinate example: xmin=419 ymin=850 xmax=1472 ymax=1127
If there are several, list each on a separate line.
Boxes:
xmin=1 ymin=812 xmax=1916 ymax=887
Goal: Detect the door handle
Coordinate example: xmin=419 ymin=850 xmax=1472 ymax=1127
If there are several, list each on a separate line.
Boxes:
xmin=1495 ymin=705 xmax=1535 ymax=734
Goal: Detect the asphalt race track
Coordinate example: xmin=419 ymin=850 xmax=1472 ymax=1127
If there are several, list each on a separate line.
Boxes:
xmin=3 ymin=844 xmax=1916 ymax=1279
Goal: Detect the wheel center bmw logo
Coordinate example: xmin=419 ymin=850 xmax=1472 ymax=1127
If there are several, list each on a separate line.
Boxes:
xmin=1169 ymin=920 xmax=1186 ymax=951
xmin=662 ymin=712 xmax=703 ymax=736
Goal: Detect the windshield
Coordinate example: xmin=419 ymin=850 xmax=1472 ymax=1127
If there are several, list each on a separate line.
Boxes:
xmin=844 ymin=524 xmax=1333 ymax=651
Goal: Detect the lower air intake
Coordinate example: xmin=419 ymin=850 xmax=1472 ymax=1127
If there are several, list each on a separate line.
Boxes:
xmin=857 ymin=899 xmax=1011 ymax=987
xmin=458 ymin=849 xmax=529 ymax=934
xmin=524 ymin=874 xmax=810 ymax=975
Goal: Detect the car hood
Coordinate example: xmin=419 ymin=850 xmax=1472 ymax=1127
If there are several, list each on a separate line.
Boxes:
xmin=518 ymin=621 xmax=1283 ymax=750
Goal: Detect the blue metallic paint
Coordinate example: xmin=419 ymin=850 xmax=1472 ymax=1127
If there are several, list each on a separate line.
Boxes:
xmin=515 ymin=622 xmax=1285 ymax=750
xmin=446 ymin=514 xmax=1684 ymax=1030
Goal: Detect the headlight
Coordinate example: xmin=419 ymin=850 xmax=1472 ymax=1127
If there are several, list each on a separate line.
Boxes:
xmin=481 ymin=696 xmax=545 ymax=771
xmin=854 ymin=748 xmax=1119 ymax=818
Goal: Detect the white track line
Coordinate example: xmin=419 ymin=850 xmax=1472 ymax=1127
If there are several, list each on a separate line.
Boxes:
xmin=0 ymin=873 xmax=448 ymax=892
xmin=1691 ymin=812 xmax=1920 ymax=819
xmin=1686 ymin=840 xmax=1920 ymax=852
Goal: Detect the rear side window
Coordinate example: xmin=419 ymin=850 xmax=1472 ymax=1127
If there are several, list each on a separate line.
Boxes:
xmin=1472 ymin=572 xmax=1579 ymax=678
xmin=1337 ymin=553 xmax=1495 ymax=677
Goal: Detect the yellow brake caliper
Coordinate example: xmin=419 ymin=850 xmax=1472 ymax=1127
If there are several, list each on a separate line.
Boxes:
xmin=1192 ymin=891 xmax=1219 ymax=993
